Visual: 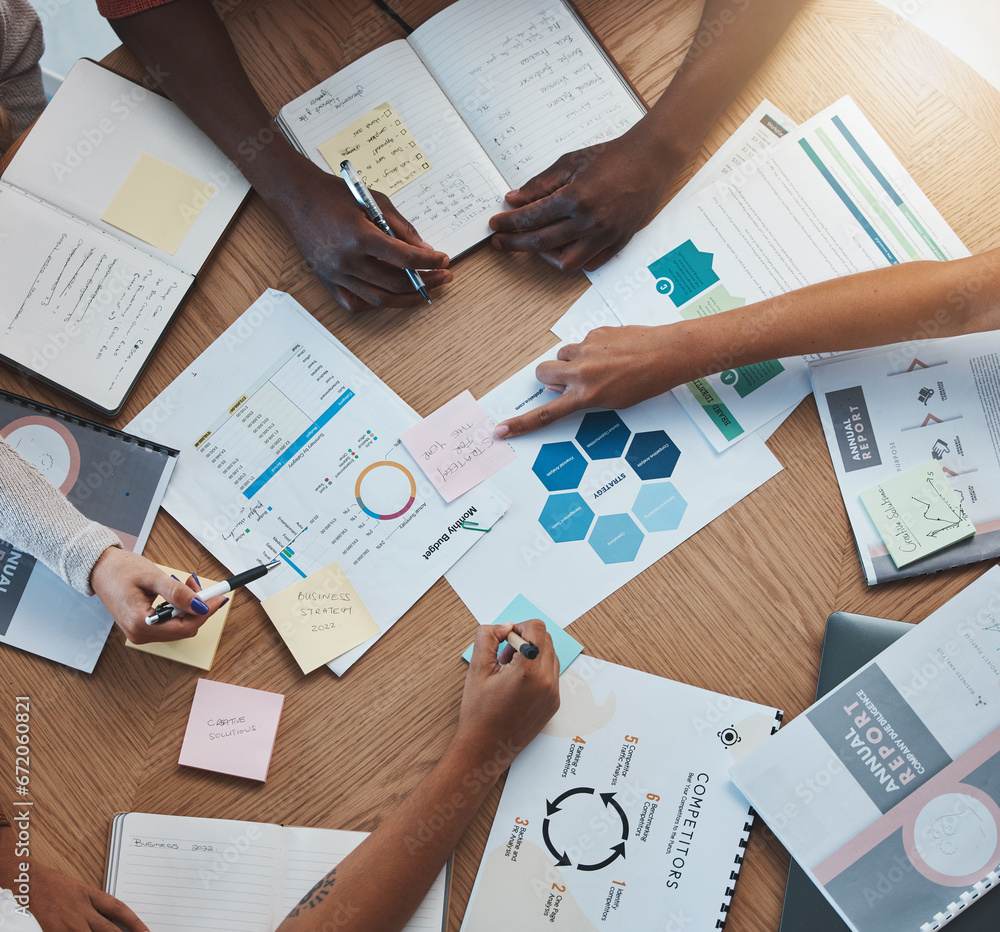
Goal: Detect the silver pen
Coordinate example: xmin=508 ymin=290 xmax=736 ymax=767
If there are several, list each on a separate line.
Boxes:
xmin=339 ymin=159 xmax=431 ymax=303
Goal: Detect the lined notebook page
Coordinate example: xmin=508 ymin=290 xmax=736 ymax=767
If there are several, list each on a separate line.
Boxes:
xmin=279 ymin=827 xmax=448 ymax=931
xmin=107 ymin=813 xmax=281 ymax=931
xmin=410 ymin=0 xmax=646 ymax=189
xmin=0 ymin=188 xmax=189 ymax=412
xmin=278 ymin=41 xmax=506 ymax=258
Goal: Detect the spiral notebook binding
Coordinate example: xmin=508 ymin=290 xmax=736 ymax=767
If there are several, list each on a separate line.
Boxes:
xmin=0 ymin=388 xmax=180 ymax=457
xmin=920 ymin=864 xmax=1000 ymax=932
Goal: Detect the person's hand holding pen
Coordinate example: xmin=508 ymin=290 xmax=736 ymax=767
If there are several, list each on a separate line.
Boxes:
xmin=89 ymin=548 xmax=228 ymax=645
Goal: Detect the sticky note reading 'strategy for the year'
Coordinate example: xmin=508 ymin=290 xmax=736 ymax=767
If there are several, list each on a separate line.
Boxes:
xmin=260 ymin=562 xmax=380 ymax=674
xmin=859 ymin=460 xmax=975 ymax=568
xmin=401 ymin=390 xmax=516 ymax=503
xmin=179 ymin=679 xmax=284 ymax=781
xmin=102 ymin=152 xmax=214 ymax=255
xmin=125 ymin=564 xmax=232 ymax=670
xmin=318 ymin=102 xmax=431 ymax=195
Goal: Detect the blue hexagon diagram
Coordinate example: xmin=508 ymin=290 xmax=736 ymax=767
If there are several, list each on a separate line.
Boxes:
xmin=575 ymin=411 xmax=631 ymax=460
xmin=625 ymin=431 xmax=680 ymax=480
xmin=532 ymin=441 xmax=587 ymax=491
xmin=632 ymin=482 xmax=687 ymax=532
xmin=588 ymin=513 xmax=644 ymax=564
xmin=539 ymin=493 xmax=594 ymax=543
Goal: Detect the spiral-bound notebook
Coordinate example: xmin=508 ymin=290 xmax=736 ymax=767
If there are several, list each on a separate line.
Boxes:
xmin=105 ymin=812 xmax=449 ymax=930
xmin=732 ymin=570 xmax=1000 ymax=932
xmin=779 ymin=612 xmax=999 ymax=932
xmin=461 ymin=658 xmax=782 ymax=930
xmin=0 ymin=389 xmax=177 ymax=671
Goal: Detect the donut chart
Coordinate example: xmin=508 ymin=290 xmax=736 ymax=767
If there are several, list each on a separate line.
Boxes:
xmin=354 ymin=460 xmax=417 ymax=520
xmin=0 ymin=415 xmax=81 ymax=494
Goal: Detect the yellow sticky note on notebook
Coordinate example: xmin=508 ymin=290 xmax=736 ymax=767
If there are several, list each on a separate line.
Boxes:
xmin=261 ymin=562 xmax=380 ymax=675
xmin=318 ymin=102 xmax=431 ymax=195
xmin=102 ymin=152 xmax=214 ymax=255
xmin=125 ymin=566 xmax=232 ymax=670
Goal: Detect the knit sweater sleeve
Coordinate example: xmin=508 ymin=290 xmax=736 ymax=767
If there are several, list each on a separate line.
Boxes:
xmin=0 ymin=440 xmax=122 ymax=595
xmin=0 ymin=0 xmax=46 ymax=140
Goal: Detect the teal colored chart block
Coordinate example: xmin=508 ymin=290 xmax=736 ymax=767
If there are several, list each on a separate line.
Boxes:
xmin=461 ymin=594 xmax=583 ymax=675
xmin=647 ymin=240 xmax=719 ymax=308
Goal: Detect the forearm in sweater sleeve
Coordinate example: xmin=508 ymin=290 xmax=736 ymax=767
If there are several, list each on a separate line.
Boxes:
xmin=0 ymin=440 xmax=122 ymax=595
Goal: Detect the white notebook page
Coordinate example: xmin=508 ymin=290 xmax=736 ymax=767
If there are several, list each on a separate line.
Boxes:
xmin=279 ymin=826 xmax=448 ymax=930
xmin=279 ymin=41 xmax=507 ymax=258
xmin=108 ymin=814 xmax=282 ymax=931
xmin=0 ymin=188 xmax=189 ymax=412
xmin=410 ymin=0 xmax=645 ymax=189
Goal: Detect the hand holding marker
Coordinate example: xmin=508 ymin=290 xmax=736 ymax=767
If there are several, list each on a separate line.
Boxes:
xmin=506 ymin=630 xmax=539 ymax=659
xmin=145 ymin=559 xmax=281 ymax=625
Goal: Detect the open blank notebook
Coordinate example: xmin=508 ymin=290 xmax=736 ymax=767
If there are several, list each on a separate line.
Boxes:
xmin=106 ymin=812 xmax=448 ymax=931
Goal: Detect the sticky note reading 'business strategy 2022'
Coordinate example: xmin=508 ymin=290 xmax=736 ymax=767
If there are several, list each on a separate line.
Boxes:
xmin=462 ymin=594 xmax=583 ymax=675
xmin=125 ymin=564 xmax=232 ymax=670
xmin=401 ymin=390 xmax=517 ymax=503
xmin=859 ymin=460 xmax=975 ymax=568
xmin=102 ymin=152 xmax=214 ymax=255
xmin=179 ymin=679 xmax=284 ymax=782
xmin=261 ymin=562 xmax=380 ymax=675
xmin=318 ymin=102 xmax=431 ymax=195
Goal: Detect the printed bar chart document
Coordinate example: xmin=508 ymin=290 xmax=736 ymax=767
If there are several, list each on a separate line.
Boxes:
xmin=462 ymin=657 xmax=781 ymax=931
xmin=589 ymin=98 xmax=968 ymax=450
xmin=127 ymin=290 xmax=506 ymax=675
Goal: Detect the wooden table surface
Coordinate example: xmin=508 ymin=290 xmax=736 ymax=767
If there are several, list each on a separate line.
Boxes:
xmin=2 ymin=0 xmax=999 ymax=929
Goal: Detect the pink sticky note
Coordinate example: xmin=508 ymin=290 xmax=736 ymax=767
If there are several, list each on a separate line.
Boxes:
xmin=179 ymin=679 xmax=284 ymax=781
xmin=400 ymin=390 xmax=516 ymax=503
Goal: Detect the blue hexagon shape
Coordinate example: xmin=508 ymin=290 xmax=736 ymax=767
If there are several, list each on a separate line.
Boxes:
xmin=588 ymin=513 xmax=644 ymax=564
xmin=539 ymin=492 xmax=594 ymax=543
xmin=625 ymin=431 xmax=680 ymax=480
xmin=532 ymin=441 xmax=587 ymax=491
xmin=575 ymin=411 xmax=631 ymax=460
xmin=632 ymin=482 xmax=687 ymax=532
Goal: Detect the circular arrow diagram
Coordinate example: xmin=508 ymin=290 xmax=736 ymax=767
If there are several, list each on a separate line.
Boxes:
xmin=542 ymin=788 xmax=628 ymax=871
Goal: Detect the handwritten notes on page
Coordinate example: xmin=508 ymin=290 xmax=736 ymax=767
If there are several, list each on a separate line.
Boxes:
xmin=261 ymin=562 xmax=380 ymax=675
xmin=859 ymin=461 xmax=975 ymax=568
xmin=318 ymin=103 xmax=431 ymax=195
xmin=179 ymin=679 xmax=284 ymax=781
xmin=401 ymin=390 xmax=516 ymax=502
xmin=102 ymin=153 xmax=214 ymax=256
xmin=125 ymin=565 xmax=232 ymax=670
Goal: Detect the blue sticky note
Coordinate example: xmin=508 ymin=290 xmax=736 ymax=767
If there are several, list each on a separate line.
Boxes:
xmin=462 ymin=594 xmax=583 ymax=674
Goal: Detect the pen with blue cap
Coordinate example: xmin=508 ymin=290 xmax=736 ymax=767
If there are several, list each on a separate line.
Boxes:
xmin=339 ymin=159 xmax=431 ymax=303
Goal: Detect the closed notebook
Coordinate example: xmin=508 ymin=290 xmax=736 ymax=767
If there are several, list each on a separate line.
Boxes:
xmin=105 ymin=811 xmax=448 ymax=930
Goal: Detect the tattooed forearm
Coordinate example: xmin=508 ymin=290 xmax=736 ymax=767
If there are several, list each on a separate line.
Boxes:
xmin=288 ymin=869 xmax=337 ymax=917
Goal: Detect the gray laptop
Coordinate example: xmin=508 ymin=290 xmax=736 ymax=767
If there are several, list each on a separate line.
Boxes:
xmin=777 ymin=611 xmax=997 ymax=932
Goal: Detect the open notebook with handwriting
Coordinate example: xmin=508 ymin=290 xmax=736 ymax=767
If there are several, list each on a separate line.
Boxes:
xmin=105 ymin=812 xmax=448 ymax=931
xmin=276 ymin=0 xmax=645 ymax=259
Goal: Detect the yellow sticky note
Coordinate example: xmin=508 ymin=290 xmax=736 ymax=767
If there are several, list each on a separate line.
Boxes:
xmin=261 ymin=562 xmax=380 ymax=675
xmin=126 ymin=566 xmax=232 ymax=670
xmin=102 ymin=152 xmax=215 ymax=255
xmin=318 ymin=102 xmax=431 ymax=195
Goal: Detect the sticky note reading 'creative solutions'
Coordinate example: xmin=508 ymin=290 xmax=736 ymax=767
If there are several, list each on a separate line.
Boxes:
xmin=102 ymin=152 xmax=214 ymax=255
xmin=462 ymin=594 xmax=583 ymax=675
xmin=859 ymin=460 xmax=975 ymax=568
xmin=401 ymin=390 xmax=517 ymax=503
xmin=261 ymin=562 xmax=380 ymax=674
xmin=125 ymin=565 xmax=232 ymax=670
xmin=179 ymin=679 xmax=284 ymax=782
xmin=318 ymin=102 xmax=431 ymax=195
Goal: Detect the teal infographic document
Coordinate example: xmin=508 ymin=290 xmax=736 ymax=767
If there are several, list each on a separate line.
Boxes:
xmin=589 ymin=98 xmax=968 ymax=451
xmin=128 ymin=290 xmax=506 ymax=675
xmin=462 ymin=657 xmax=781 ymax=931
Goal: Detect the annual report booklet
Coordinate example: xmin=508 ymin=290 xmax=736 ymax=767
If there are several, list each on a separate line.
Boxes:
xmin=0 ymin=389 xmax=177 ymax=672
xmin=731 ymin=568 xmax=1000 ymax=932
xmin=105 ymin=812 xmax=448 ymax=930
xmin=0 ymin=59 xmax=250 ymax=414
xmin=810 ymin=331 xmax=1000 ymax=584
xmin=276 ymin=0 xmax=645 ymax=259
xmin=461 ymin=657 xmax=782 ymax=930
